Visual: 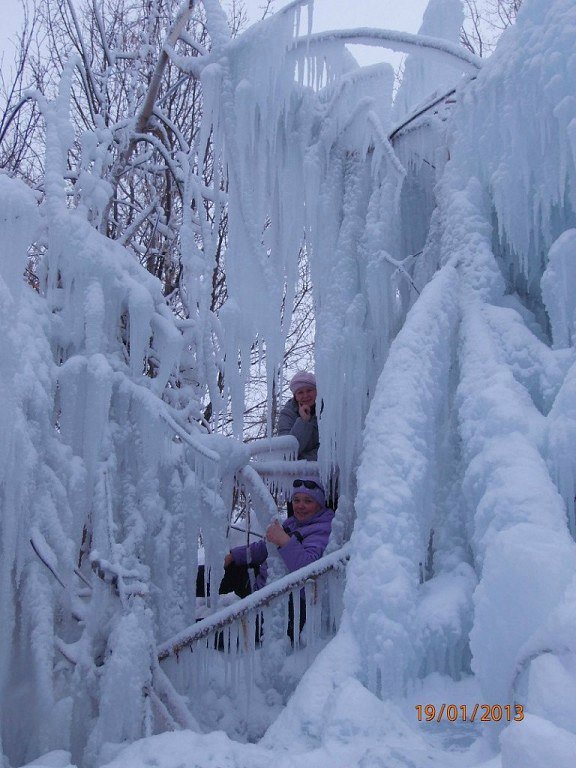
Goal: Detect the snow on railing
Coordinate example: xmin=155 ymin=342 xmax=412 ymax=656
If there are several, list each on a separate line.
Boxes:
xmin=250 ymin=458 xmax=320 ymax=481
xmin=158 ymin=544 xmax=349 ymax=660
xmin=157 ymin=545 xmax=349 ymax=731
xmin=246 ymin=435 xmax=299 ymax=460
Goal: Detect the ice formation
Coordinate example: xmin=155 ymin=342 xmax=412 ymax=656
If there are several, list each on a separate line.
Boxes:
xmin=394 ymin=0 xmax=466 ymax=121
xmin=2 ymin=0 xmax=576 ymax=766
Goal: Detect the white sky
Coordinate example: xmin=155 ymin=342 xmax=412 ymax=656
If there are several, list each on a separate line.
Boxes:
xmin=1 ymin=0 xmax=429 ymax=76
xmin=252 ymin=0 xmax=428 ymax=34
xmin=247 ymin=0 xmax=429 ymax=67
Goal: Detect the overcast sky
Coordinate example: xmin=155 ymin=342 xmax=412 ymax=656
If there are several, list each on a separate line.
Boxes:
xmin=1 ymin=0 xmax=429 ymax=76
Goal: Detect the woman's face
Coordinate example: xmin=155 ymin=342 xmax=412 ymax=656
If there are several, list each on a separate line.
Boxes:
xmin=292 ymin=493 xmax=322 ymax=522
xmin=294 ymin=386 xmax=317 ymax=408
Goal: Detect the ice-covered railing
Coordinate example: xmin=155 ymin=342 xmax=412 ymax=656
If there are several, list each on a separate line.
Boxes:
xmin=146 ymin=429 xmax=347 ymax=737
xmin=238 ymin=435 xmax=322 ymax=515
xmin=157 ymin=545 xmax=349 ymax=734
xmin=159 ymin=544 xmax=349 ymax=659
xmin=247 ymin=435 xmax=299 ymax=460
xmin=247 ymin=436 xmax=320 ymax=497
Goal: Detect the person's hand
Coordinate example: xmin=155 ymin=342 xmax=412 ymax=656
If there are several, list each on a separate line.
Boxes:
xmin=266 ymin=520 xmax=291 ymax=547
xmin=224 ymin=553 xmax=234 ymax=568
xmin=298 ymin=403 xmax=311 ymax=421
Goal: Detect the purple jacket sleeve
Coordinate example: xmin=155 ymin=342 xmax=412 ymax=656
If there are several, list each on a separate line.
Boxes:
xmin=277 ymin=527 xmax=328 ymax=572
xmin=230 ymin=539 xmax=268 ymax=567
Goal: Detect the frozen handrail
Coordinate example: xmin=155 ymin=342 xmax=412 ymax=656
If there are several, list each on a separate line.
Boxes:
xmin=247 ymin=435 xmax=299 ymax=459
xmin=157 ymin=543 xmax=350 ymax=660
xmin=249 ymin=458 xmax=320 ymax=480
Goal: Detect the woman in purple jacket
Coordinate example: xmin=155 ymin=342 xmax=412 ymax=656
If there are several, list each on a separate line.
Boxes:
xmin=222 ymin=478 xmax=334 ymax=596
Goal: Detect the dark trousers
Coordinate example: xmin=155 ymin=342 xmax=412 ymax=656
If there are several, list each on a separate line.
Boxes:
xmin=196 ymin=564 xmax=306 ymax=643
xmin=196 ymin=562 xmax=256 ymax=599
xmin=287 ymin=593 xmax=307 ymax=641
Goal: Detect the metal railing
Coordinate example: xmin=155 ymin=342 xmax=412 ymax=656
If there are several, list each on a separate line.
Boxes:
xmin=157 ymin=545 xmax=349 ymax=733
xmin=158 ymin=544 xmax=350 ymax=660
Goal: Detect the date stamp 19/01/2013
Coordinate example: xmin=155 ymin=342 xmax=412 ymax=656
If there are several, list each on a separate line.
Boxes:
xmin=415 ymin=704 xmax=525 ymax=723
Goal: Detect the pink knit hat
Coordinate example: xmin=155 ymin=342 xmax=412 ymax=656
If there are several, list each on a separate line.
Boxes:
xmin=289 ymin=370 xmax=316 ymax=394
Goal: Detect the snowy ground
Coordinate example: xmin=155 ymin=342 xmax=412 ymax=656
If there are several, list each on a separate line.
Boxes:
xmin=20 ymin=673 xmax=509 ymax=768
xmin=25 ymin=651 xmax=576 ymax=768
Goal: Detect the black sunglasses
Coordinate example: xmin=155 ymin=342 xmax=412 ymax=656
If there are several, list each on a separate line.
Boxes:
xmin=293 ymin=479 xmax=321 ymax=490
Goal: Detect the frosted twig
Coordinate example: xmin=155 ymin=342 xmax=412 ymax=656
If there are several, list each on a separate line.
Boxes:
xmin=159 ymin=410 xmax=221 ymax=463
xmin=29 ymin=536 xmax=66 ymax=589
xmin=389 ymin=85 xmax=461 ymax=143
xmin=152 ymin=665 xmax=200 ymax=730
xmin=147 ymin=688 xmax=179 ymax=732
xmin=177 ymin=30 xmax=209 ymax=56
xmin=74 ymin=568 xmax=92 ymax=588
xmin=151 ymin=107 xmax=190 ymax=154
xmin=117 ymin=200 xmax=157 ymax=246
xmin=64 ymin=0 xmax=103 ymax=118
xmin=55 ymin=638 xmax=80 ymax=665
xmin=229 ymin=524 xmax=263 ymax=539
xmin=131 ymin=132 xmax=184 ymax=189
xmin=237 ymin=465 xmax=279 ymax=523
xmin=0 ymin=93 xmax=40 ymax=146
xmin=136 ymin=1 xmax=196 ymax=135
xmin=381 ymin=252 xmax=421 ymax=295
xmin=162 ymin=41 xmax=205 ymax=77
xmin=366 ymin=110 xmax=406 ymax=178
xmin=92 ymin=0 xmax=113 ymax=68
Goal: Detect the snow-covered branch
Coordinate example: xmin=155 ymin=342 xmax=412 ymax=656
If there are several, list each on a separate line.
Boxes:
xmin=291 ymin=27 xmax=482 ymax=71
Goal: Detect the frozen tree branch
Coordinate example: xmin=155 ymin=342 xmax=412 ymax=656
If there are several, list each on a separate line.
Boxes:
xmin=135 ymin=1 xmax=196 ymax=135
xmin=291 ymin=27 xmax=482 ymax=71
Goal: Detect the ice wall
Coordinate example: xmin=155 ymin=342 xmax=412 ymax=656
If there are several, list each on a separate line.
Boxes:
xmin=0 ymin=93 xmax=232 ymax=765
xmin=449 ymin=0 xmax=576 ymax=315
xmin=343 ymin=0 xmax=576 ymax=758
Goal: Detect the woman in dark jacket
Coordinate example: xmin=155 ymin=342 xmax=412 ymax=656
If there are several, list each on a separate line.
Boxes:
xmin=277 ymin=371 xmax=319 ymax=461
